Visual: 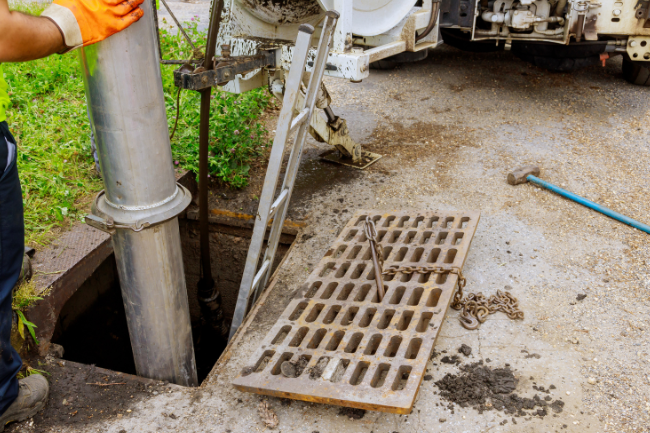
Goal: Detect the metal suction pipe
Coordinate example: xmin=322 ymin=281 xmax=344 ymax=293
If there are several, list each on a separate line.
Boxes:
xmin=80 ymin=0 xmax=198 ymax=387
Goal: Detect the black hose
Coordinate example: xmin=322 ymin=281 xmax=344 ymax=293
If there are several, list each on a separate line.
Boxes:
xmin=197 ymin=0 xmax=227 ymax=339
xmin=415 ymin=0 xmax=441 ymax=43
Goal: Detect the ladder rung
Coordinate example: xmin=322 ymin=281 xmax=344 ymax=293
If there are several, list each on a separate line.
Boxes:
xmin=290 ymin=108 xmax=309 ymax=133
xmin=268 ymin=189 xmax=289 ymax=219
xmin=249 ymin=259 xmax=272 ymax=297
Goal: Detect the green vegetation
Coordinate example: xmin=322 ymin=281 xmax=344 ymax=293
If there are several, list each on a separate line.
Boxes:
xmin=12 ymin=279 xmax=45 ymax=344
xmin=160 ymin=18 xmax=272 ymax=188
xmin=3 ymin=7 xmax=271 ymax=247
xmin=17 ymin=366 xmax=50 ymax=379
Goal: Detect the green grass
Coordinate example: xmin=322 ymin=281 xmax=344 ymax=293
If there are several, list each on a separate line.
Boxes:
xmin=159 ymin=18 xmax=272 ymax=188
xmin=3 ymin=7 xmax=271 ymax=247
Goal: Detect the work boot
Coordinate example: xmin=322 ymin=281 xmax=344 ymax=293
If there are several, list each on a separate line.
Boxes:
xmin=0 ymin=374 xmax=49 ymax=432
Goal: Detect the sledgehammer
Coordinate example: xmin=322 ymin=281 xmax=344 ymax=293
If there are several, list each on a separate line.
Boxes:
xmin=508 ymin=165 xmax=650 ymax=234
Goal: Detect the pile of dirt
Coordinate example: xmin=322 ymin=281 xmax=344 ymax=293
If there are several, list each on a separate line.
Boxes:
xmin=435 ymin=361 xmax=565 ymax=417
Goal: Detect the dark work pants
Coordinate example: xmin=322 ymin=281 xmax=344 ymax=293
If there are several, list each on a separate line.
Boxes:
xmin=0 ymin=121 xmax=23 ymax=415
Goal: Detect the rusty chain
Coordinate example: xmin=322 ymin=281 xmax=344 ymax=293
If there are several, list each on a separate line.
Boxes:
xmin=363 ymin=223 xmax=524 ymax=330
xmin=379 ymin=265 xmax=522 ymax=330
xmin=450 ymin=289 xmax=524 ymax=330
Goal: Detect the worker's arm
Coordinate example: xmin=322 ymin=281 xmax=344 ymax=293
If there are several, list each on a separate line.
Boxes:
xmin=0 ymin=0 xmax=144 ymax=63
xmin=0 ymin=0 xmax=64 ymax=61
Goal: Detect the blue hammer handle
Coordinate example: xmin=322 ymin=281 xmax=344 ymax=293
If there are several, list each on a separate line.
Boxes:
xmin=526 ymin=175 xmax=650 ymax=234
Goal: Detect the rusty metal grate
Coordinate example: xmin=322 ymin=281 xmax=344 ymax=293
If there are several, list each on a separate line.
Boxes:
xmin=232 ymin=210 xmax=480 ymax=414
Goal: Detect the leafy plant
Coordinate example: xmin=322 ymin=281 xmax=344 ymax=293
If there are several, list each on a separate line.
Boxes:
xmin=17 ymin=366 xmax=50 ymax=379
xmin=158 ymin=17 xmax=272 ymax=188
xmin=11 ymin=279 xmax=46 ymax=344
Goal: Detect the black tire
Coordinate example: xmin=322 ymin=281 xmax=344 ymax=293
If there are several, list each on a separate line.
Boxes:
xmin=370 ymin=49 xmax=428 ymax=70
xmin=440 ymin=28 xmax=504 ymax=53
xmin=512 ymin=54 xmax=602 ymax=72
xmin=622 ymin=55 xmax=650 ymax=86
xmin=511 ymin=41 xmax=607 ymax=72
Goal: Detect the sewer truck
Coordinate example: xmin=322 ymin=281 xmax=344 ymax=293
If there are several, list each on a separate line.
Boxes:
xmin=215 ymin=0 xmax=650 ymax=87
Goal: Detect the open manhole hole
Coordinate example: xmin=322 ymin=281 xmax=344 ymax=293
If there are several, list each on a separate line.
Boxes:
xmin=50 ymin=214 xmax=296 ymax=384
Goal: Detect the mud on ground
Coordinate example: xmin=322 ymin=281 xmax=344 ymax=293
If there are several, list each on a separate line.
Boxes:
xmin=28 ymin=359 xmax=176 ymax=431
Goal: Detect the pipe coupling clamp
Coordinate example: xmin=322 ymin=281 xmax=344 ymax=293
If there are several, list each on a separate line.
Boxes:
xmin=86 ymin=183 xmax=192 ymax=235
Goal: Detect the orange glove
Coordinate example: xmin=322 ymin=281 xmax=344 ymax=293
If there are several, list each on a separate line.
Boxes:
xmin=41 ymin=0 xmax=145 ymax=52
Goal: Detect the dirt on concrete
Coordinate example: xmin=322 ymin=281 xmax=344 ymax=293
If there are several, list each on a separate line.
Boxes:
xmin=337 ymin=407 xmax=366 ymax=420
xmin=435 ymin=361 xmax=565 ymax=417
xmin=458 ymin=344 xmax=472 ymax=357
xmin=24 ymin=359 xmax=173 ymax=432
xmin=440 ymin=355 xmax=461 ymax=365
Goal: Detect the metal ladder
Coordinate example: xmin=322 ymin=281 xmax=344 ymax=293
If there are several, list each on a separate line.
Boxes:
xmin=229 ymin=11 xmax=340 ymax=340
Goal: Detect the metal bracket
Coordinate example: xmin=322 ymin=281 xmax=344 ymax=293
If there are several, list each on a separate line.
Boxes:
xmin=291 ymin=85 xmax=382 ymax=169
xmin=86 ymin=182 xmax=192 ymax=235
xmin=174 ymin=49 xmax=278 ymax=91
xmin=84 ymin=214 xmax=118 ymax=235
xmin=636 ymin=0 xmax=650 ymax=20
xmin=626 ymin=36 xmax=650 ymax=61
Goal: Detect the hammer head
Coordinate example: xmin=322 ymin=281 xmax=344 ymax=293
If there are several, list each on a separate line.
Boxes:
xmin=507 ymin=165 xmax=540 ymax=185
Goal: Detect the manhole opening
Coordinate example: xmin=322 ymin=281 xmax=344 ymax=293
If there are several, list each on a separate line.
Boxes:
xmin=51 ymin=216 xmax=295 ymax=384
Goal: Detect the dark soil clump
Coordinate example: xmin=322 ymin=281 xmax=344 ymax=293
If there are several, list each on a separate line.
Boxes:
xmin=308 ymin=357 xmax=330 ymax=380
xmin=440 ymin=355 xmax=460 ymax=365
xmin=435 ymin=361 xmax=564 ymax=417
xmin=338 ymin=407 xmax=366 ymax=419
xmin=458 ymin=344 xmax=472 ymax=357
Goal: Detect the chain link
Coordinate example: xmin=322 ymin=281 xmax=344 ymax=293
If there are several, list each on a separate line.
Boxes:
xmin=363 ymin=221 xmax=522 ymax=330
xmin=380 ymin=264 xmax=522 ymax=330
xmin=451 ymin=289 xmax=524 ymax=330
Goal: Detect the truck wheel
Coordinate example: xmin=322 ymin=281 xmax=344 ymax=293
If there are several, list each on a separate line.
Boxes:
xmin=370 ymin=50 xmax=428 ymax=70
xmin=622 ymin=56 xmax=650 ymax=86
xmin=511 ymin=41 xmax=607 ymax=72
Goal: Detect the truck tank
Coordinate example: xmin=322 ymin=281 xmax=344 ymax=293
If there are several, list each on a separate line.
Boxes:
xmin=231 ymin=0 xmax=418 ymax=38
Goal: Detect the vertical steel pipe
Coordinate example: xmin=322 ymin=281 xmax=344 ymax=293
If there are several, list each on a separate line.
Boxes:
xmin=80 ymin=0 xmax=198 ymax=386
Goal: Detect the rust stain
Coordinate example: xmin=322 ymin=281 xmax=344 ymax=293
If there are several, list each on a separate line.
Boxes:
xmin=209 ymin=208 xmax=306 ymax=229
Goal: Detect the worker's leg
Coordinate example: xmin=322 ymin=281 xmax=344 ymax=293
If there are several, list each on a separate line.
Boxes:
xmin=0 ymin=121 xmax=24 ymax=415
xmin=0 ymin=122 xmax=49 ymax=432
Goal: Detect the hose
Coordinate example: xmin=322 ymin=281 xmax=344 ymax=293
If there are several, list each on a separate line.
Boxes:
xmin=554 ymin=0 xmax=567 ymax=16
xmin=534 ymin=24 xmax=565 ymax=35
xmin=527 ymin=175 xmax=650 ymax=234
xmin=415 ymin=0 xmax=441 ymax=42
xmin=197 ymin=0 xmax=228 ymax=339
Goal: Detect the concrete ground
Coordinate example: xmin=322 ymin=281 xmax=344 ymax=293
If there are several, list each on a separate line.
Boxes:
xmin=16 ymin=35 xmax=650 ymax=433
xmin=156 ymin=0 xmax=210 ymax=33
